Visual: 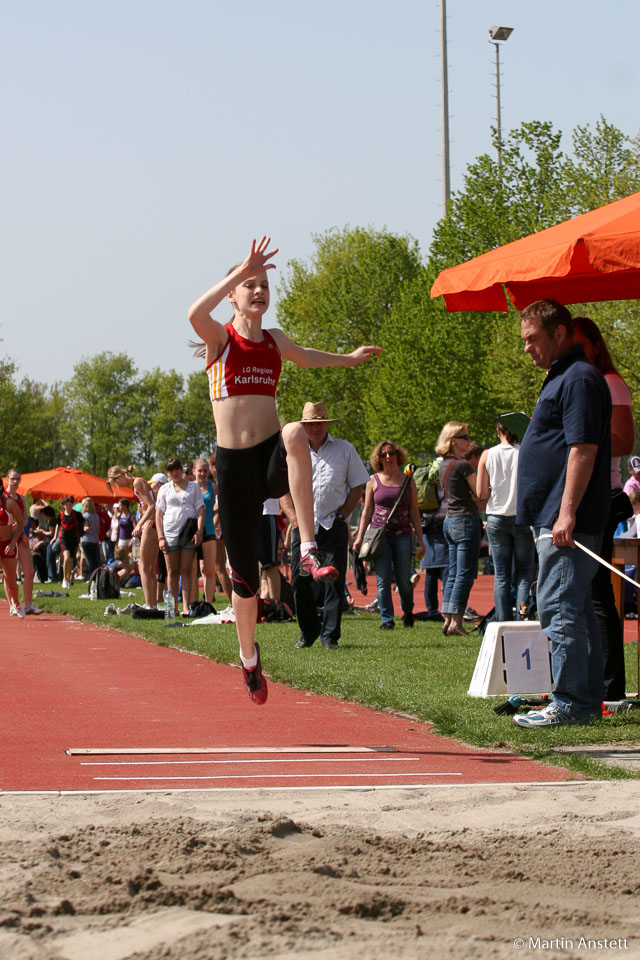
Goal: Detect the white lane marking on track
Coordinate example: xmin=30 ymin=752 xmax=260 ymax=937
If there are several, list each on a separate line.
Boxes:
xmin=68 ymin=745 xmax=397 ymax=755
xmin=81 ymin=757 xmax=422 ymax=767
xmin=93 ymin=772 xmax=463 ymax=782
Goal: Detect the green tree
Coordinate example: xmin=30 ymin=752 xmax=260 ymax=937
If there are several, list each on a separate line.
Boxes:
xmin=67 ymin=352 xmax=139 ymax=476
xmin=0 ymin=357 xmax=74 ymax=475
xmin=428 ymin=118 xmax=640 ymax=443
xmin=132 ymin=368 xmax=186 ymax=471
xmin=276 ymin=226 xmax=423 ymax=455
xmin=182 ymin=370 xmax=216 ymax=463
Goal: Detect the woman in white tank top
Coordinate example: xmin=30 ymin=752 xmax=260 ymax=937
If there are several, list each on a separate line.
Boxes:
xmin=476 ymin=423 xmax=535 ymax=621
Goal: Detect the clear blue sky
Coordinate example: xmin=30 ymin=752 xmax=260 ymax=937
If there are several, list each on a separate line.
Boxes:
xmin=3 ymin=0 xmax=638 ymax=386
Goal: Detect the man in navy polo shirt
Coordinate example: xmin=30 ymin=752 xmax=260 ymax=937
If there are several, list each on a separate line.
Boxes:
xmin=514 ymin=300 xmax=611 ymax=728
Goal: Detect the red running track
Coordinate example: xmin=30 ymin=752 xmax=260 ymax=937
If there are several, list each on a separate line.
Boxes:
xmin=1 ymin=604 xmax=573 ymax=793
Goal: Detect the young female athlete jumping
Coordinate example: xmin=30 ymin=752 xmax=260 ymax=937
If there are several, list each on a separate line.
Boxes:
xmin=188 ymin=237 xmax=381 ymax=704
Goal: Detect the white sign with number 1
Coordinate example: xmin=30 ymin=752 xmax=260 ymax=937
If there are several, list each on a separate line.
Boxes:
xmin=503 ymin=630 xmax=552 ymax=694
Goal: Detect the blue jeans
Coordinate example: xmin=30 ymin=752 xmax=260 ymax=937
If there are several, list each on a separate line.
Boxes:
xmin=442 ymin=516 xmax=480 ymax=615
xmin=485 ymin=515 xmax=535 ymax=621
xmin=375 ymin=533 xmax=414 ymax=626
xmin=46 ymin=539 xmax=61 ymax=581
xmin=534 ymin=527 xmax=603 ymax=721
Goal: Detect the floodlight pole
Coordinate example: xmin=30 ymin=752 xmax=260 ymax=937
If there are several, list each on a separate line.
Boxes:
xmin=441 ymin=0 xmax=450 ymax=215
xmin=488 ymin=26 xmax=513 ymax=174
xmin=494 ymin=41 xmax=503 ymax=169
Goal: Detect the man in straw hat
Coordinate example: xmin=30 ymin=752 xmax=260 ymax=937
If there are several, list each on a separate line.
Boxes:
xmin=282 ymin=401 xmax=369 ymax=650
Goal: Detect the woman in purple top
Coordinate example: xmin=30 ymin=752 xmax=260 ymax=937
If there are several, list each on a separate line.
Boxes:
xmin=354 ymin=441 xmax=424 ymax=629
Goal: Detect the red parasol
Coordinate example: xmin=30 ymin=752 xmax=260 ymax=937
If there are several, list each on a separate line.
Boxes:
xmin=4 ymin=467 xmax=135 ymax=504
xmin=430 ymin=191 xmax=640 ymax=311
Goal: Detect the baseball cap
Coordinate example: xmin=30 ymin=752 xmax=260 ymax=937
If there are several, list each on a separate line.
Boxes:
xmin=149 ymin=472 xmax=169 ymax=484
xmin=629 ymin=456 xmax=640 ymax=473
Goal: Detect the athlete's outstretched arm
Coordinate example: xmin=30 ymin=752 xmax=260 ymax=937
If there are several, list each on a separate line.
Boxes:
xmin=188 ymin=236 xmax=278 ymax=348
xmin=271 ymin=329 xmax=382 ymax=369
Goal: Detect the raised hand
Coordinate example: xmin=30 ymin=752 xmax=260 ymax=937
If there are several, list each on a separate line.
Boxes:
xmin=347 ymin=345 xmax=383 ymax=366
xmin=237 ymin=236 xmax=279 ymax=279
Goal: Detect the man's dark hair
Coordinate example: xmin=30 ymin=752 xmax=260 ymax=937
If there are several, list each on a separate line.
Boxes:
xmin=465 ymin=442 xmax=484 ymax=461
xmin=521 ymin=299 xmax=574 ymax=337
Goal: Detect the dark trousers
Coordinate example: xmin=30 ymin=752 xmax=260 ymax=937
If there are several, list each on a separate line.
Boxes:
xmin=424 ymin=566 xmax=448 ymax=613
xmin=593 ymin=499 xmax=626 ymax=700
xmin=291 ymin=518 xmax=349 ymax=646
xmin=81 ymin=542 xmax=101 ymax=581
xmin=32 ymin=548 xmax=48 ymax=583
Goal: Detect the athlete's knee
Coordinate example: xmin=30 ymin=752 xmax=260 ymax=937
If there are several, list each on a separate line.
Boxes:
xmin=282 ymin=421 xmax=307 ymax=451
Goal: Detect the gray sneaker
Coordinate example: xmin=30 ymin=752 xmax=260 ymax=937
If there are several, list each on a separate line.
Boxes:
xmin=512 ymin=703 xmax=571 ymax=728
xmin=104 ymin=604 xmax=117 ymax=616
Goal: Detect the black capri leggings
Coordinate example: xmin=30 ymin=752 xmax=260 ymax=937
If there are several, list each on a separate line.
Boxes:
xmin=216 ymin=431 xmax=289 ymax=598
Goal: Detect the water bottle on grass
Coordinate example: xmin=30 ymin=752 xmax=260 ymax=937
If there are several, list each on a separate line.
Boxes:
xmin=163 ymin=589 xmax=175 ymax=620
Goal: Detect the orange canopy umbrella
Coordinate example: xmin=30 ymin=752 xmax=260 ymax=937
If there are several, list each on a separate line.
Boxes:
xmin=430 ymin=191 xmax=640 ymax=312
xmin=4 ymin=467 xmax=135 ymax=504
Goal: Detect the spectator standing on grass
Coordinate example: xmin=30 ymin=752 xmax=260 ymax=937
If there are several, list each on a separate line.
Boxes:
xmin=283 ymin=401 xmax=369 ymax=650
xmin=80 ymin=497 xmax=101 ymax=582
xmin=513 ymin=300 xmax=611 ymax=729
xmin=0 ymin=478 xmax=25 ymax=617
xmin=28 ymin=519 xmax=49 ymax=584
xmin=5 ymin=468 xmax=43 ymax=614
xmin=53 ymin=497 xmax=82 ymax=590
xmin=193 ymin=458 xmax=218 ymax=605
xmin=476 ymin=422 xmax=535 ymax=622
xmin=259 ymin=498 xmax=284 ymax=603
xmin=43 ymin=505 xmax=61 ymax=581
xmin=147 ymin=473 xmax=169 ymax=605
xmin=117 ymin=498 xmax=134 ymax=559
xmin=155 ymin=457 xmax=204 ymax=616
xmin=109 ymin=468 xmax=162 ymax=611
xmin=623 ymin=455 xmax=640 ymax=497
xmin=573 ymin=315 xmax=635 ymax=701
xmin=353 ymin=440 xmax=424 ymax=631
xmin=436 ymin=422 xmax=481 ymax=637
xmin=208 ymin=452 xmax=233 ymax=610
xmin=419 ymin=468 xmax=449 ymax=622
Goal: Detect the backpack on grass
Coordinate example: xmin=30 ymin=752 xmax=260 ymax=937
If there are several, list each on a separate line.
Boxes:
xmin=411 ymin=461 xmax=442 ymax=512
xmin=88 ymin=565 xmax=121 ymax=599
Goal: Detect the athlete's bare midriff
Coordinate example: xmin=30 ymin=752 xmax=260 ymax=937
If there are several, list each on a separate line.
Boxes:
xmin=212 ymin=394 xmax=281 ymax=449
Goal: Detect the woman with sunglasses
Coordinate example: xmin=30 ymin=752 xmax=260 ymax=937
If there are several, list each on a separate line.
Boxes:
xmin=436 ymin=422 xmax=480 ymax=636
xmin=353 ymin=441 xmax=424 ymax=630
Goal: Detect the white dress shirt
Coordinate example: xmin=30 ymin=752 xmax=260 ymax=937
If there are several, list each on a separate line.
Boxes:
xmin=310 ymin=434 xmax=369 ymax=533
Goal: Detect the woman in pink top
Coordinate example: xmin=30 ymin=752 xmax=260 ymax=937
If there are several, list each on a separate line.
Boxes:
xmin=573 ymin=316 xmax=635 ymax=700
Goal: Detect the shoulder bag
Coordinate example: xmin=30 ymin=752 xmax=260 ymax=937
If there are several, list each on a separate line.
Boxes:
xmin=359 ymin=473 xmax=413 ymax=563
